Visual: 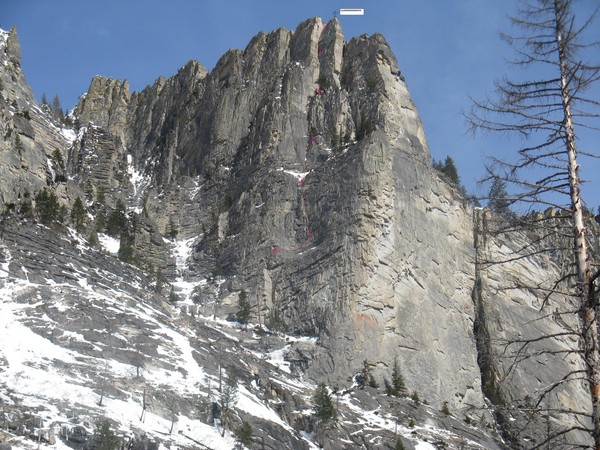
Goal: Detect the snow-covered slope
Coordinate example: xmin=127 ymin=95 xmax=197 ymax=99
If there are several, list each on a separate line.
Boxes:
xmin=0 ymin=219 xmax=504 ymax=449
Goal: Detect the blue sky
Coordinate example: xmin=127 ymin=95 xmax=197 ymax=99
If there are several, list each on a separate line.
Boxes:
xmin=3 ymin=0 xmax=599 ymax=208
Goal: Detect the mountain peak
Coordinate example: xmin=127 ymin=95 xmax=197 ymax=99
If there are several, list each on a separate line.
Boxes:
xmin=0 ymin=15 xmax=591 ymax=450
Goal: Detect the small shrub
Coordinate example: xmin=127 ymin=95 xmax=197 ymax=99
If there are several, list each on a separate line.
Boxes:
xmin=19 ymin=199 xmax=32 ymax=217
xmin=340 ymin=69 xmax=349 ymax=88
xmin=51 ymin=148 xmax=65 ymax=169
xmin=411 ymin=391 xmax=421 ymax=405
xmin=4 ymin=202 xmax=16 ymax=214
xmin=212 ymin=261 xmax=223 ymax=278
xmin=169 ymin=286 xmax=179 ymax=304
xmin=394 ymin=439 xmax=407 ymax=450
xmin=366 ymin=78 xmax=377 ymax=92
xmin=441 ymin=401 xmax=451 ymax=416
xmin=316 ymin=75 xmax=330 ymax=90
xmin=267 ymin=309 xmax=286 ymax=332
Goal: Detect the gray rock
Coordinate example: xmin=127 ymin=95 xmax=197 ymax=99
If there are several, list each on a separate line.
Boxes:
xmin=0 ymin=17 xmax=595 ymax=449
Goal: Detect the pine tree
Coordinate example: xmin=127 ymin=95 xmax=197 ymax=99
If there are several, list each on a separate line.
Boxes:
xmin=96 ymin=186 xmax=106 ymax=204
xmin=96 ymin=212 xmax=106 ymax=232
xmin=88 ymin=229 xmax=99 ymax=247
xmin=219 ymin=370 xmax=239 ymax=436
xmin=107 ymin=199 xmax=127 ymax=237
xmin=411 ymin=391 xmax=421 ymax=405
xmin=168 ymin=217 xmax=178 ymax=240
xmin=51 ymin=148 xmax=65 ymax=170
xmin=70 ymin=197 xmax=86 ymax=232
xmin=313 ymin=382 xmax=336 ymax=421
xmin=358 ymin=359 xmax=377 ymax=388
xmin=155 ymin=268 xmax=165 ymax=294
xmin=93 ymin=420 xmax=120 ymax=450
xmin=487 ymin=176 xmax=511 ymax=216
xmin=234 ymin=421 xmax=253 ymax=448
xmin=51 ymin=94 xmax=64 ymax=123
xmin=169 ymin=285 xmax=179 ymax=304
xmin=236 ymin=289 xmax=251 ymax=324
xmin=390 ymin=357 xmax=407 ymax=397
xmin=35 ymin=188 xmax=61 ymax=224
xmin=441 ymin=156 xmax=460 ymax=186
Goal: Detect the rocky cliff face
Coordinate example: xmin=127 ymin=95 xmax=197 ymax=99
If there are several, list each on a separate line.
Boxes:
xmin=0 ymin=28 xmax=74 ymax=209
xmin=0 ymin=18 xmax=594 ymax=449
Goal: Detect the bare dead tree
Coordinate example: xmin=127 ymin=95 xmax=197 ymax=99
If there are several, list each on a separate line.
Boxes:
xmin=219 ymin=368 xmax=239 ymax=437
xmin=140 ymin=387 xmax=148 ymax=422
xmin=468 ymin=0 xmax=600 ymax=448
xmin=169 ymin=398 xmax=177 ymax=434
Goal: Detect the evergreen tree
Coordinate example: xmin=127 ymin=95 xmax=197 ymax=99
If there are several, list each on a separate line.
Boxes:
xmin=389 ymin=357 xmax=407 ymax=397
xmin=441 ymin=156 xmax=460 ymax=186
xmin=93 ymin=420 xmax=120 ymax=450
xmin=70 ymin=197 xmax=86 ymax=232
xmin=51 ymin=94 xmax=64 ymax=122
xmin=236 ymin=289 xmax=251 ymax=324
xmin=313 ymin=382 xmax=336 ymax=421
xmin=169 ymin=285 xmax=179 ymax=304
xmin=96 ymin=186 xmax=106 ymax=204
xmin=487 ymin=176 xmax=511 ymax=216
xmin=19 ymin=199 xmax=32 ymax=218
xmin=219 ymin=370 xmax=239 ymax=436
xmin=168 ymin=217 xmax=179 ymax=240
xmin=35 ymin=188 xmax=61 ymax=224
xmin=118 ymin=240 xmax=134 ymax=264
xmin=88 ymin=229 xmax=100 ymax=247
xmin=358 ymin=359 xmax=377 ymax=388
xmin=51 ymin=148 xmax=65 ymax=170
xmin=410 ymin=391 xmax=421 ymax=405
xmin=234 ymin=421 xmax=253 ymax=448
xmin=40 ymin=92 xmax=48 ymax=106
xmin=96 ymin=212 xmax=106 ymax=232
xmin=107 ymin=199 xmax=127 ymax=237
xmin=155 ymin=268 xmax=165 ymax=294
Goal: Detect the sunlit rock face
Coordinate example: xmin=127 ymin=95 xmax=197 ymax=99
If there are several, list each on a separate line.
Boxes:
xmin=0 ymin=17 xmax=594 ymax=449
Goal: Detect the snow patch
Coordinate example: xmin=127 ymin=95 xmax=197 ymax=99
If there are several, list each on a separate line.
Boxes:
xmin=415 ymin=442 xmax=437 ymax=450
xmin=98 ymin=233 xmax=120 ymax=255
xmin=126 ymin=154 xmax=152 ymax=211
xmin=60 ymin=127 xmax=77 ymax=144
xmin=0 ymin=247 xmax=10 ymax=278
xmin=280 ymin=167 xmax=310 ymax=181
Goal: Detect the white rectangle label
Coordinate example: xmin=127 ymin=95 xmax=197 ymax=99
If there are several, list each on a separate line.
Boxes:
xmin=340 ymin=9 xmax=364 ymax=16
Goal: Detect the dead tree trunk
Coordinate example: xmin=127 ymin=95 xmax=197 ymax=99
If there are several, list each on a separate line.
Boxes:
xmin=557 ymin=11 xmax=600 ymax=448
